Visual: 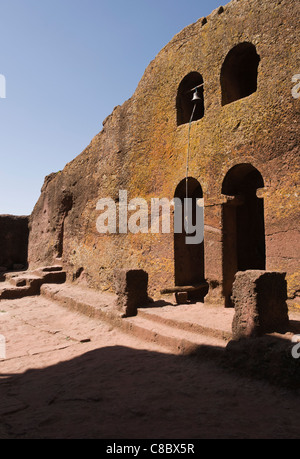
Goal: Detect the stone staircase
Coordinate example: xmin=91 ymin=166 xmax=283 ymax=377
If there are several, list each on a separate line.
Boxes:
xmin=2 ymin=269 xmax=299 ymax=388
xmin=0 ymin=266 xmax=66 ymax=300
xmin=40 ymin=283 xmax=233 ymax=355
xmin=122 ymin=312 xmax=231 ymax=356
xmin=0 ymin=266 xmax=233 ymax=355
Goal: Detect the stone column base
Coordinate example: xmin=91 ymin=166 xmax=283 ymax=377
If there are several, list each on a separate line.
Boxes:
xmin=231 ymin=270 xmax=289 ymax=340
xmin=114 ymin=269 xmax=149 ymax=317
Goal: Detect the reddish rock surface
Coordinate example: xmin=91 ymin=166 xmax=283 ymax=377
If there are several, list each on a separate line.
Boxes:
xmin=0 ymin=215 xmax=29 ymax=271
xmin=27 ymin=0 xmax=299 ymax=306
xmin=1 ymin=0 xmax=299 ymax=442
xmin=1 ymin=295 xmax=300 ymax=439
xmin=232 ymin=270 xmax=290 ymax=339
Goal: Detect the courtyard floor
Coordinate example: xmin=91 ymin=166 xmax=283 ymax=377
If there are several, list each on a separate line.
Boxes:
xmin=0 ymin=294 xmax=300 ymax=439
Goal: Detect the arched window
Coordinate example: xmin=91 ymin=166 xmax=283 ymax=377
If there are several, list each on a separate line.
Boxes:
xmin=221 ymin=43 xmax=260 ymax=106
xmin=176 ymin=72 xmax=204 ymax=126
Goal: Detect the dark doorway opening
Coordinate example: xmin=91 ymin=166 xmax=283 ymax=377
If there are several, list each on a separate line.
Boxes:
xmin=221 ymin=42 xmax=260 ymax=106
xmin=56 ymin=193 xmax=73 ymax=259
xmin=222 ymin=164 xmax=266 ymax=307
xmin=174 ymin=177 xmax=206 ymax=301
xmin=176 ymin=72 xmax=204 ymax=126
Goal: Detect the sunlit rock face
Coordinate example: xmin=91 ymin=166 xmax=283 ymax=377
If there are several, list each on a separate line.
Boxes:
xmin=28 ymin=0 xmax=300 ymax=305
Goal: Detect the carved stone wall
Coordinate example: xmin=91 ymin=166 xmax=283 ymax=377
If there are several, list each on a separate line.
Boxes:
xmin=28 ymin=0 xmax=300 ymax=304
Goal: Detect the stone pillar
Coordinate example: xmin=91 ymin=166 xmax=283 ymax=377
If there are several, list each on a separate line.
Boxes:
xmin=114 ymin=269 xmax=149 ymax=317
xmin=231 ymin=270 xmax=289 ymax=340
xmin=203 ymin=200 xmax=224 ymax=306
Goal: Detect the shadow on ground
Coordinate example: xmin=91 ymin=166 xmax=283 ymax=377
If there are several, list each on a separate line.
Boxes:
xmin=0 ymin=335 xmax=300 ymax=439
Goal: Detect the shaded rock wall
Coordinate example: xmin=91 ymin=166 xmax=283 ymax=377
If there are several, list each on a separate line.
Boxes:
xmin=0 ymin=215 xmax=29 ymax=270
xmin=28 ymin=0 xmax=300 ymax=303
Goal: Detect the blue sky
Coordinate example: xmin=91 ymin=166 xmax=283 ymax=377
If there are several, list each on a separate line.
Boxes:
xmin=0 ymin=0 xmax=222 ymax=215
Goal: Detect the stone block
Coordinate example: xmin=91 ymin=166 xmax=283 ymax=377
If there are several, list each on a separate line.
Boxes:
xmin=114 ymin=269 xmax=149 ymax=317
xmin=231 ymin=270 xmax=289 ymax=340
xmin=174 ymin=291 xmax=188 ymax=304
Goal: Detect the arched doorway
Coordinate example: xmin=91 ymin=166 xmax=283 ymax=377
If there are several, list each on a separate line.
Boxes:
xmin=174 ymin=177 xmax=205 ymax=301
xmin=222 ymin=164 xmax=266 ymax=307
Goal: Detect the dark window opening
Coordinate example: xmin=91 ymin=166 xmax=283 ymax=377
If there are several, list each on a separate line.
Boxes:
xmin=221 ymin=42 xmax=260 ymax=106
xmin=222 ymin=164 xmax=266 ymax=307
xmin=176 ymin=72 xmax=205 ymax=126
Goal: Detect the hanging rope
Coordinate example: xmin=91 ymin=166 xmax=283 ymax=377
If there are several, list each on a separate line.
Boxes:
xmin=185 ymin=102 xmax=197 ymax=234
xmin=185 ymin=102 xmax=197 ymax=199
